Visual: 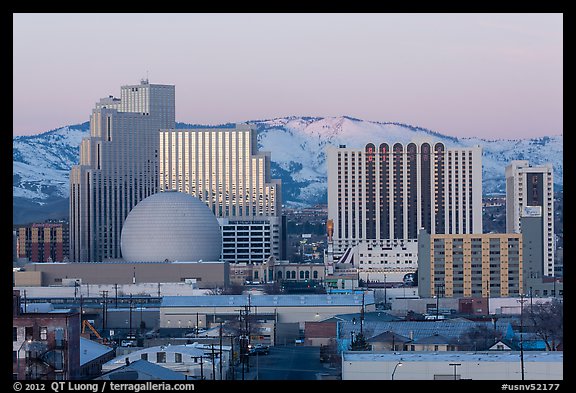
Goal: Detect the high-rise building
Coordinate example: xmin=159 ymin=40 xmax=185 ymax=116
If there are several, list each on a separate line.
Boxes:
xmin=326 ymin=141 xmax=482 ymax=276
xmin=505 ymin=161 xmax=555 ymax=277
xmin=417 ymin=229 xmax=523 ymax=298
xmin=159 ymin=125 xmax=284 ymax=264
xmin=70 ymin=80 xmax=175 ymax=262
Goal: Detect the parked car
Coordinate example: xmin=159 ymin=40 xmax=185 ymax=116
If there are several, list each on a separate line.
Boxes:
xmin=144 ymin=329 xmax=159 ymax=339
xmin=120 ymin=334 xmax=137 ymax=347
xmin=248 ymin=344 xmax=269 ymax=355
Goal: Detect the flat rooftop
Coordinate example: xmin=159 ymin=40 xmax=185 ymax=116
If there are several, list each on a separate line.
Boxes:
xmin=342 ymin=351 xmax=563 ymax=363
xmin=162 ymin=293 xmax=375 ymax=308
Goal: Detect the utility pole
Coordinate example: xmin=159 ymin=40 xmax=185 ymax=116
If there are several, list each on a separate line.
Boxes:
xmin=140 ymin=300 xmax=144 ymax=335
xmin=219 ymin=321 xmax=223 ymax=380
xmin=114 ymin=284 xmax=118 ymax=309
xmin=200 ymin=356 xmax=204 ymax=380
xmin=360 ymin=292 xmax=365 ymax=336
xmin=486 ymin=280 xmax=490 ymax=316
xmin=239 ymin=308 xmax=245 ymax=380
xmin=518 ymin=294 xmax=527 ymax=380
xmin=530 ymin=287 xmax=534 ymax=316
xmin=436 ymin=285 xmax=440 ymax=321
xmin=384 ymin=274 xmax=387 ymax=308
xmin=230 ymin=336 xmax=235 ymax=380
xmin=129 ymin=294 xmax=133 ymax=337
xmin=100 ymin=291 xmax=108 ymax=331
xmin=245 ymin=304 xmax=250 ymax=372
xmin=211 ymin=344 xmax=216 ymax=380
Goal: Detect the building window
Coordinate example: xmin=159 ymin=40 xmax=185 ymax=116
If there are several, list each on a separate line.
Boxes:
xmin=25 ymin=327 xmax=33 ymax=340
xmin=141 ymin=353 xmax=148 ymax=361
xmin=175 ymin=353 xmax=182 ymax=363
xmin=313 ymin=271 xmax=318 ymax=279
xmin=13 ymin=327 xmax=17 ymax=342
xmin=157 ymin=352 xmax=166 ymax=363
xmin=40 ymin=327 xmax=48 ymax=341
xmin=300 ymin=271 xmax=304 ymax=279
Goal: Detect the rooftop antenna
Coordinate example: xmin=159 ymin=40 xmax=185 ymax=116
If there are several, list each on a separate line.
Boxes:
xmin=141 ymin=71 xmax=149 ymax=85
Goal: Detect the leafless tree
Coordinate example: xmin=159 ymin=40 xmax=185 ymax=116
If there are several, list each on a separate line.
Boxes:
xmin=455 ymin=324 xmax=502 ymax=350
xmin=526 ymin=298 xmax=563 ymax=351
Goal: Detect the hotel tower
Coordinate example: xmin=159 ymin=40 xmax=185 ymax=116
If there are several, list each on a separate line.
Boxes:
xmin=70 ymin=80 xmax=175 ymax=262
xmin=326 ymin=141 xmax=482 ymax=279
xmin=159 ymin=125 xmax=284 ymax=264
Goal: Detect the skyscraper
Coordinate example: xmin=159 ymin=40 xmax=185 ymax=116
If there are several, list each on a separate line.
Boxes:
xmin=326 ymin=141 xmax=482 ymax=276
xmin=505 ymin=160 xmax=555 ymax=277
xmin=159 ymin=125 xmax=284 ymax=264
xmin=70 ymin=80 xmax=175 ymax=262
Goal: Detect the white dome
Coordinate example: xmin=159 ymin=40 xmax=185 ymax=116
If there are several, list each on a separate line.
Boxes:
xmin=121 ymin=191 xmax=222 ymax=262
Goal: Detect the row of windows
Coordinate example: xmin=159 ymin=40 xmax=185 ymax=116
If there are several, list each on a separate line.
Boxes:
xmin=13 ymin=326 xmax=49 ymax=341
xmin=276 ymin=270 xmax=319 ymax=279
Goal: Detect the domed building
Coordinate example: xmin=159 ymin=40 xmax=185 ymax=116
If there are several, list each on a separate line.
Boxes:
xmin=121 ymin=190 xmax=222 ymax=262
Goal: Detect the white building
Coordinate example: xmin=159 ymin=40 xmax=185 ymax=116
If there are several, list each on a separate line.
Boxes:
xmin=160 ymin=293 xmax=375 ymax=331
xmin=506 ymin=161 xmax=555 ymax=277
xmin=326 ymin=141 xmax=482 ymax=271
xmin=159 ymin=125 xmax=284 ymax=264
xmin=70 ymin=80 xmax=175 ymax=262
xmin=341 ymin=351 xmax=562 ymax=380
xmin=102 ymin=344 xmax=230 ymax=380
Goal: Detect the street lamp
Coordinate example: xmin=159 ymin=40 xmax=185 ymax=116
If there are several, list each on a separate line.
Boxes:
xmin=391 ymin=361 xmax=403 ymax=380
xmin=449 ymin=363 xmax=461 ymax=380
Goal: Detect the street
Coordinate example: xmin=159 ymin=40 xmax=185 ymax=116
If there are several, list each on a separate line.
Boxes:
xmin=244 ymin=345 xmax=338 ymax=380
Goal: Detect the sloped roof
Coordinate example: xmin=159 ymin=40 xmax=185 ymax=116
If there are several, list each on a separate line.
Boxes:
xmin=412 ymin=333 xmax=452 ymax=345
xmin=79 ymin=337 xmax=114 ymax=366
xmin=367 ymin=330 xmax=411 ymax=343
xmin=96 ymin=360 xmax=186 ymax=380
xmin=326 ymin=311 xmax=401 ymax=323
xmin=488 ymin=340 xmax=515 ymax=351
xmin=339 ymin=320 xmax=508 ymax=341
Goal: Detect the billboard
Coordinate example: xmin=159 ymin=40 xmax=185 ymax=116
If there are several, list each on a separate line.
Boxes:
xmin=522 ymin=206 xmax=542 ymax=217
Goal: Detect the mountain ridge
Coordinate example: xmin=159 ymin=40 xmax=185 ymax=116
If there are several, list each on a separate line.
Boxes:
xmin=13 ymin=116 xmax=563 ymax=224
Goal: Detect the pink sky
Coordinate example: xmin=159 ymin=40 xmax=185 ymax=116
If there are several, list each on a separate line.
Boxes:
xmin=13 ymin=13 xmax=563 ymax=139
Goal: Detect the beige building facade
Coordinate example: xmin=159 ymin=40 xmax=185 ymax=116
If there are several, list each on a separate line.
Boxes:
xmin=14 ymin=261 xmax=228 ymax=289
xmin=418 ymin=230 xmax=523 ymax=298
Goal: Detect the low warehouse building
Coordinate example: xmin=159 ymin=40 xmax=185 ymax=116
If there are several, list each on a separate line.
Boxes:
xmin=160 ymin=293 xmax=375 ymax=333
xmin=341 ymin=351 xmax=562 ymax=380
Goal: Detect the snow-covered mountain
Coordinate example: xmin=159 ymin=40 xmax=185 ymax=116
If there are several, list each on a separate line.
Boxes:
xmin=13 ymin=116 xmax=563 ymax=224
